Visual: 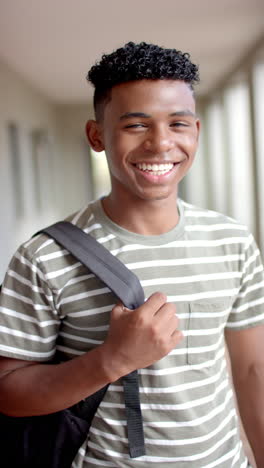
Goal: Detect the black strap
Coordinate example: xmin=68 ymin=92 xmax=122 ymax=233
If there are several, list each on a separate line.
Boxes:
xmin=41 ymin=222 xmax=144 ymax=310
xmin=122 ymin=371 xmax=145 ymax=458
xmin=39 ymin=221 xmax=146 ymax=458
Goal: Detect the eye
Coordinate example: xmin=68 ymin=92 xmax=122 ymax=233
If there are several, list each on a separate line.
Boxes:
xmin=170 ymin=122 xmax=188 ymax=128
xmin=124 ymin=123 xmax=147 ymax=129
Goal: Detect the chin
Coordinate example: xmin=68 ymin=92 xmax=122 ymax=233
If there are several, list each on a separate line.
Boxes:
xmin=139 ymin=191 xmax=175 ymax=202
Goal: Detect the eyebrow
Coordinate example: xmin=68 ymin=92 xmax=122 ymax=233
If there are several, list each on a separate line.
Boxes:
xmin=119 ymin=112 xmax=151 ymax=120
xmin=119 ymin=110 xmax=196 ymax=120
xmin=170 ymin=110 xmax=196 ymax=118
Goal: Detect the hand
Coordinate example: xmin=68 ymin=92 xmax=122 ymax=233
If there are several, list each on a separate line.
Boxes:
xmin=101 ymin=292 xmax=183 ymax=381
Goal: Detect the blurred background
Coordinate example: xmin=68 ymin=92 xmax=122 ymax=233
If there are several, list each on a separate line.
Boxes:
xmin=0 ymin=0 xmax=264 ymax=283
xmin=0 ymin=1 xmax=263 ymax=462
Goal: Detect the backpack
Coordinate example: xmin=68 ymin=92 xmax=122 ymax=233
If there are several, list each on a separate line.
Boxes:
xmin=0 ymin=221 xmax=145 ymax=467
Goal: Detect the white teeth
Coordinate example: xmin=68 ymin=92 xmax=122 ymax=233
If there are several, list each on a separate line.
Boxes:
xmin=136 ymin=163 xmax=174 ymax=173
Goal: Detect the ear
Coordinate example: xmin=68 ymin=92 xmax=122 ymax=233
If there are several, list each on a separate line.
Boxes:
xmin=195 ymin=118 xmax=201 ymax=142
xmin=85 ymin=120 xmax=105 ymax=152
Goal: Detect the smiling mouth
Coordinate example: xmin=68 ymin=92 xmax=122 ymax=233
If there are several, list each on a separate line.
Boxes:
xmin=134 ymin=162 xmax=178 ymax=176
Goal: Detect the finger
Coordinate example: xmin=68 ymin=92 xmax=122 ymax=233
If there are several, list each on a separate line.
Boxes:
xmin=137 ymin=292 xmax=167 ymax=317
xmin=111 ymin=303 xmax=125 ymax=318
xmin=155 ymin=311 xmax=180 ymax=335
xmin=154 ymin=301 xmax=177 ymax=319
xmin=171 ymin=328 xmax=184 ymax=341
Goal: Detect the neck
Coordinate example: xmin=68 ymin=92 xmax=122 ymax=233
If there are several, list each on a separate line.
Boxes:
xmin=101 ymin=193 xmax=179 ymax=236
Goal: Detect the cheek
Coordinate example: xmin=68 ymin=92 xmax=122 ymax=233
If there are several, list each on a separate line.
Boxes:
xmin=105 ymin=130 xmax=125 ymax=155
xmin=110 ymin=136 xmax=141 ymax=163
xmin=179 ymin=133 xmax=198 ymax=154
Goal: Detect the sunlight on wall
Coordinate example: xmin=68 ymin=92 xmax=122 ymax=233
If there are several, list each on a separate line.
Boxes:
xmin=90 ymin=149 xmax=111 ymax=199
xmin=253 ymin=62 xmax=264 ymax=253
xmin=205 ymin=99 xmax=227 ymax=214
xmin=224 ymin=81 xmax=255 ymax=233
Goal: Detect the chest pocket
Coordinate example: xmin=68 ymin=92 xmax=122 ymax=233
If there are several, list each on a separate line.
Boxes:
xmin=186 ymin=300 xmax=231 ymax=365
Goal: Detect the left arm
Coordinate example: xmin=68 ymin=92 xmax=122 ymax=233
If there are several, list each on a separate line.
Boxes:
xmin=225 ymin=324 xmax=264 ymax=468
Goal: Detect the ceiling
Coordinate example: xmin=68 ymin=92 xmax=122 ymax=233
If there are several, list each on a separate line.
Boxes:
xmin=0 ymin=0 xmax=263 ymax=103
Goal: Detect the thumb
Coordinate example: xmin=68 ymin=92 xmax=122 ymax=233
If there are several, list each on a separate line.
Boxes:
xmin=111 ymin=303 xmax=125 ymax=318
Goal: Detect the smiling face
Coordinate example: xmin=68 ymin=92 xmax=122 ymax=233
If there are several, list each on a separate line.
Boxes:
xmin=87 ymin=79 xmax=200 ymax=208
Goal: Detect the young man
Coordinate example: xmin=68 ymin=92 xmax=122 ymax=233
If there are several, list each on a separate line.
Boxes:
xmin=0 ymin=42 xmax=263 ymax=467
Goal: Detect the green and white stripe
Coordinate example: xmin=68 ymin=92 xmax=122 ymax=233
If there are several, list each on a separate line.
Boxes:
xmin=0 ymin=198 xmax=263 ymax=467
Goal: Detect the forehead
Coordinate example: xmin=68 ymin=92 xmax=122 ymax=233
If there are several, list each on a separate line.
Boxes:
xmin=104 ymin=79 xmax=196 ymax=118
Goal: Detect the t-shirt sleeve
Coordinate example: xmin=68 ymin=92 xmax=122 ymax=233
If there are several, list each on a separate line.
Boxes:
xmin=0 ymin=243 xmax=61 ymax=361
xmin=226 ymin=231 xmax=264 ymax=330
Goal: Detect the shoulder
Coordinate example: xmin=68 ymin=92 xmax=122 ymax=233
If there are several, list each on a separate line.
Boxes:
xmin=180 ymin=199 xmax=250 ymax=237
xmin=21 ymin=203 xmax=96 ymax=262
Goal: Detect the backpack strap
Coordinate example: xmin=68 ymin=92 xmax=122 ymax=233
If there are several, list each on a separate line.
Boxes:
xmin=41 ymin=221 xmax=145 ymax=309
xmin=39 ymin=221 xmax=146 ymax=458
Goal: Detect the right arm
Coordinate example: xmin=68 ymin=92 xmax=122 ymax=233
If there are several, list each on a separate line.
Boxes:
xmin=0 ymin=292 xmax=183 ymax=417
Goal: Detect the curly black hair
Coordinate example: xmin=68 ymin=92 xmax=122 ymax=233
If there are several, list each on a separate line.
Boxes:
xmin=87 ymin=42 xmax=199 ymax=119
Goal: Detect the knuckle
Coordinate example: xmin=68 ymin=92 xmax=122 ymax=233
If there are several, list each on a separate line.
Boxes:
xmin=158 ymin=338 xmax=170 ymax=355
xmin=133 ymin=311 xmax=148 ymax=329
xmin=173 ymin=330 xmax=183 ymax=344
xmin=111 ymin=305 xmax=118 ymax=315
xmin=150 ymin=322 xmax=160 ymax=338
xmin=111 ymin=304 xmax=123 ymax=318
xmin=150 ymin=327 xmax=169 ymax=353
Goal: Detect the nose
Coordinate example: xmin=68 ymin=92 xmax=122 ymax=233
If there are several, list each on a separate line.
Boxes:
xmin=143 ymin=126 xmax=175 ymax=153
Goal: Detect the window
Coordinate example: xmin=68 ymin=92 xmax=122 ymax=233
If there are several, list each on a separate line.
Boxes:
xmin=7 ymin=122 xmax=24 ymax=215
xmin=30 ymin=129 xmax=53 ymax=212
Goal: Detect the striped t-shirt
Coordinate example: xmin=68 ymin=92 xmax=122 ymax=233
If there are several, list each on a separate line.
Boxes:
xmin=0 ymin=198 xmax=264 ymax=467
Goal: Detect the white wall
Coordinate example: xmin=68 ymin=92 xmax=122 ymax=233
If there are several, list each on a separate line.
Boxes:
xmin=54 ymin=104 xmax=94 ymax=216
xmin=0 ymin=59 xmax=57 ymax=280
xmin=180 ymin=113 xmax=209 ymax=209
xmin=0 ymin=60 xmax=94 ymax=282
